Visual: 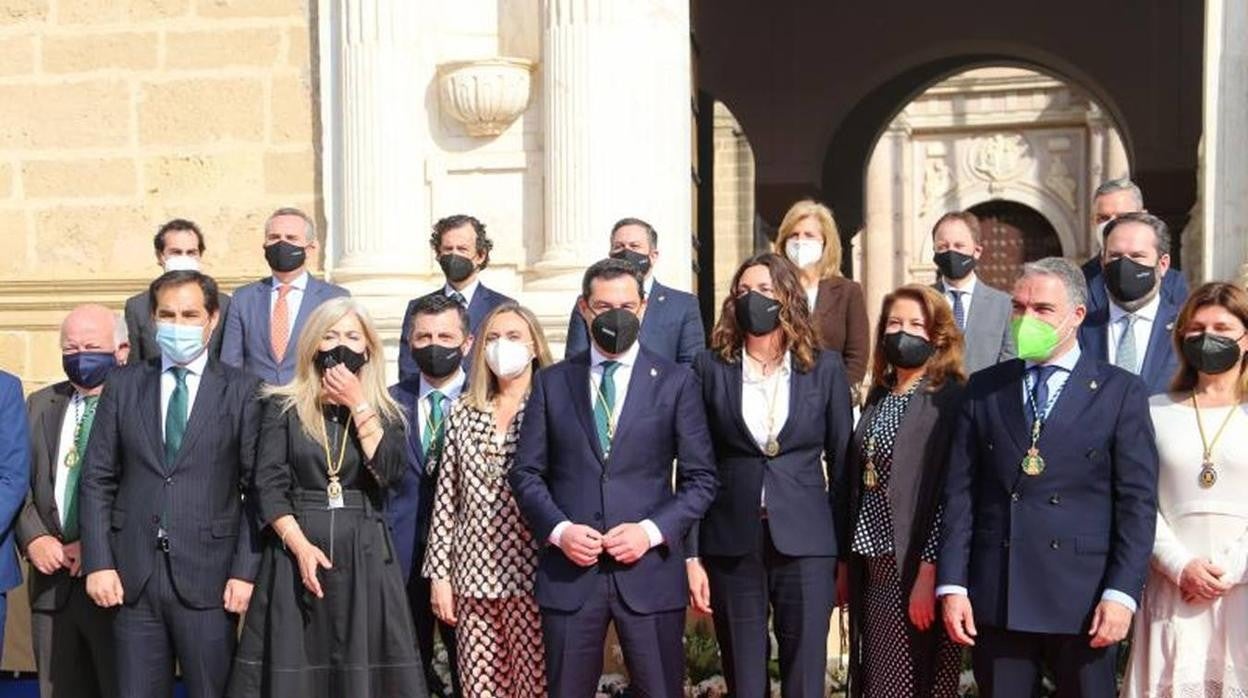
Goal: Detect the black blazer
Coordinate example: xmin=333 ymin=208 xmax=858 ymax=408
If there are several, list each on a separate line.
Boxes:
xmin=79 ymin=358 xmax=264 ymax=609
xmin=688 ymin=348 xmax=854 ymax=558
xmin=124 ymin=290 xmax=230 ymax=363
xmin=16 ymin=381 xmax=77 ymax=612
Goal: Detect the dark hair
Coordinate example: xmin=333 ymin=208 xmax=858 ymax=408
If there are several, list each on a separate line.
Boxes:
xmin=709 ymin=252 xmax=819 ymax=373
xmin=580 ymin=258 xmax=645 ymax=301
xmin=931 ymin=211 xmax=982 ymax=246
xmin=1101 ymin=210 xmax=1171 ymax=258
xmin=148 ymin=270 xmax=220 ymax=317
xmin=610 ymin=217 xmax=658 ymax=248
xmin=1170 ymin=282 xmax=1248 ymax=396
xmin=411 ymin=292 xmax=470 ymax=338
xmin=870 ymin=284 xmax=966 ymax=392
xmin=153 ymin=218 xmax=205 ymax=255
xmin=429 ymin=214 xmax=493 ymax=270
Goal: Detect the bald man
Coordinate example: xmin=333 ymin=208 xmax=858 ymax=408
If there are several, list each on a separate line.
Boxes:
xmin=17 ymin=304 xmax=128 ymax=698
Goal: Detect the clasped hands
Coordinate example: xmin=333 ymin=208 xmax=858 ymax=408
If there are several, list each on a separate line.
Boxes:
xmin=557 ymin=522 xmax=650 ymax=567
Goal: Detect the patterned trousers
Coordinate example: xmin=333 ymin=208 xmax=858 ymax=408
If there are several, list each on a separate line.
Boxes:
xmin=456 ymin=595 xmax=547 ymax=698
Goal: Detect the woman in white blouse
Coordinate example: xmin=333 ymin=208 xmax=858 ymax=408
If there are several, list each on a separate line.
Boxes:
xmin=1123 ymin=281 xmax=1248 ymax=697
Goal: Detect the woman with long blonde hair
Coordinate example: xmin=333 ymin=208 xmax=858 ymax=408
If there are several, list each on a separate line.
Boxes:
xmin=228 ymin=297 xmax=426 ymax=698
xmin=423 ymin=302 xmax=552 ymax=697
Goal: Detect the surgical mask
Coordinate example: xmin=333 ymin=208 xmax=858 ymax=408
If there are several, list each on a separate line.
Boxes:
xmin=485 ymin=339 xmax=533 ymax=379
xmin=882 ymin=331 xmax=934 ymax=369
xmin=438 ymin=254 xmax=476 ymax=284
xmin=62 ymin=351 xmax=117 ymax=389
xmin=156 ymin=322 xmax=208 ymax=364
xmin=411 ymin=344 xmax=462 ymax=379
xmin=162 ymin=255 xmax=200 ymax=273
xmin=264 ymin=240 xmax=306 ymax=273
xmin=589 ymin=308 xmax=640 ymax=355
xmin=934 ymin=250 xmax=976 ymax=281
xmin=315 ymin=345 xmax=368 ymax=374
xmin=734 ymin=291 xmax=782 ymax=336
xmin=1010 ymin=313 xmax=1073 ymax=363
xmin=610 ymin=249 xmax=652 ymax=277
xmin=1181 ymin=333 xmax=1244 ymax=375
xmin=1103 ymin=257 xmax=1157 ymax=305
xmin=784 ymin=239 xmax=823 ymax=269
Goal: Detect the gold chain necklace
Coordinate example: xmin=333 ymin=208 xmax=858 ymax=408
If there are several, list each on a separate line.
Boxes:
xmin=1192 ymin=392 xmax=1238 ymax=489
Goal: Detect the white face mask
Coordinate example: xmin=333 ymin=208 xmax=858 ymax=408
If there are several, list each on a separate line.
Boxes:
xmin=485 ymin=338 xmax=533 ymax=379
xmin=784 ymin=239 xmax=824 ymax=269
xmin=163 ymin=255 xmax=201 ymax=273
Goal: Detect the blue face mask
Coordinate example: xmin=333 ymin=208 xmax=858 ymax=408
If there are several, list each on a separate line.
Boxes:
xmin=156 ymin=322 xmax=208 ymax=364
xmin=62 ymin=351 xmax=117 ymax=389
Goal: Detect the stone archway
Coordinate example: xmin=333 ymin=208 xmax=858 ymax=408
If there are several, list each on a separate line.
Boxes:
xmin=968 ymin=199 xmax=1064 ymax=290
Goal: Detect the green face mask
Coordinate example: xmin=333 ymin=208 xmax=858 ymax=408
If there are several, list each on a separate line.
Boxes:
xmin=1011 ymin=314 xmax=1068 ymax=362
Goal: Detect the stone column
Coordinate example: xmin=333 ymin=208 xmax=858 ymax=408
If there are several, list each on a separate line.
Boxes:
xmin=863 ymin=121 xmax=905 ymax=347
xmin=1200 ymin=0 xmax=1248 ymax=284
xmin=536 ymin=0 xmax=693 ymax=290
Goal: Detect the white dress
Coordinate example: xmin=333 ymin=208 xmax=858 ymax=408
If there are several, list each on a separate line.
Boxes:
xmin=1122 ymin=394 xmax=1248 ymax=698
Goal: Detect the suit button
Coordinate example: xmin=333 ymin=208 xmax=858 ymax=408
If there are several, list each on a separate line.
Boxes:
xmin=593 ymin=512 xmax=603 ymax=521
xmin=987 ymin=442 xmax=994 ymax=451
xmin=165 ymin=477 xmax=173 ymax=485
xmin=1050 ymin=540 xmax=1060 ymax=550
xmin=1010 ymin=492 xmax=1020 ymax=502
xmin=150 ymin=515 xmax=160 ymax=524
xmin=600 ymin=473 xmax=608 ymax=483
xmin=1049 ymin=494 xmax=1061 ymax=505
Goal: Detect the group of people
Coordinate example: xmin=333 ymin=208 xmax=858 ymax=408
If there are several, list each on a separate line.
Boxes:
xmin=0 ymin=175 xmax=1240 ymax=698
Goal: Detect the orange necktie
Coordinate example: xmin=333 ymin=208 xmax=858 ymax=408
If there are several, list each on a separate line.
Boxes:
xmin=271 ymin=283 xmax=293 ymax=360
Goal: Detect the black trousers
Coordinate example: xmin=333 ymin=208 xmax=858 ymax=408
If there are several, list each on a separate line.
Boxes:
xmin=32 ymin=578 xmax=118 ymax=698
xmin=972 ymin=625 xmax=1118 ymax=698
xmin=408 ymin=562 xmax=461 ymax=697
xmin=541 ymin=572 xmax=686 ymax=698
xmin=703 ymin=520 xmax=836 ymax=698
xmin=115 ymin=553 xmax=237 ymax=698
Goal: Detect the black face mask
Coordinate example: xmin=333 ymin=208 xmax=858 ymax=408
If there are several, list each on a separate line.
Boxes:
xmin=315 ymin=345 xmax=368 ymax=374
xmin=733 ymin=291 xmax=781 ymax=336
xmin=411 ymin=344 xmax=463 ymax=379
xmin=62 ymin=351 xmax=117 ymax=389
xmin=934 ymin=250 xmax=976 ymax=281
xmin=264 ymin=240 xmax=306 ymax=273
xmin=1181 ymin=333 xmax=1244 ymax=375
xmin=1104 ymin=257 xmax=1158 ymax=304
xmin=438 ymin=254 xmax=476 ymax=284
xmin=610 ymin=249 xmax=651 ymax=276
xmin=589 ymin=308 xmax=640 ymax=355
xmin=883 ymin=331 xmax=935 ymax=369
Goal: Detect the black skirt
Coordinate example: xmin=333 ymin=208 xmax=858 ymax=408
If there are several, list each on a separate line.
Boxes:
xmin=228 ymin=490 xmax=427 ymax=698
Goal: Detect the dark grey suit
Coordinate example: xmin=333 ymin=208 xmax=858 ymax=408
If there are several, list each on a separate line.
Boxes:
xmin=79 ymin=358 xmax=263 ymax=698
xmin=220 ymin=275 xmax=349 ymax=385
xmin=124 ymin=290 xmax=230 ymax=363
xmin=16 ymin=381 xmax=118 ymax=698
xmin=937 ymin=278 xmax=1016 ymax=374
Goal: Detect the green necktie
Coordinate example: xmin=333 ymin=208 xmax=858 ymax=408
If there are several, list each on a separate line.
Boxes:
xmin=164 ymin=366 xmax=189 ymax=466
xmin=61 ymin=395 xmax=98 ymax=542
xmin=421 ymin=390 xmax=445 ymax=458
xmin=593 ymin=361 xmax=619 ymax=455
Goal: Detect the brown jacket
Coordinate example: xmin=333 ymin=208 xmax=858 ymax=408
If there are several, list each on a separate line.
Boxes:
xmin=811 ymin=276 xmax=870 ymax=387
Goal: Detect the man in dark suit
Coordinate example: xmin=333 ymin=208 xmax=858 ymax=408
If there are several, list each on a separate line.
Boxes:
xmin=1081 ymin=177 xmax=1188 ymax=308
xmin=510 ymin=258 xmax=718 ymax=698
xmin=80 ymin=271 xmax=263 ymax=698
xmin=18 ymin=305 xmax=129 ymax=698
xmin=0 ymin=368 xmax=32 ymax=665
xmin=931 ymin=211 xmax=1015 ymax=373
xmin=938 ymin=257 xmax=1159 ymax=697
xmin=564 ymin=217 xmax=705 ymax=365
xmin=397 ymin=215 xmax=514 ymax=381
xmin=1078 ymin=212 xmax=1185 ymax=395
xmin=389 ymin=293 xmax=472 ymax=697
xmin=220 ymin=207 xmax=350 ymax=385
xmin=124 ymin=219 xmax=230 ymax=362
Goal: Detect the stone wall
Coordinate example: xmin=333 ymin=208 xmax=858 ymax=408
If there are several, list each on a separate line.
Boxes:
xmin=0 ymin=0 xmax=320 ymax=390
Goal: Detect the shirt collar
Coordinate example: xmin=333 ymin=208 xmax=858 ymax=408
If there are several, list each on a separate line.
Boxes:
xmin=1108 ymin=291 xmax=1161 ymax=324
xmin=942 ymin=274 xmax=978 ymax=297
xmin=1025 ymin=343 xmax=1081 ymax=372
xmin=161 ymin=344 xmax=211 ymax=375
xmin=419 ymin=369 xmax=466 ymax=401
xmin=272 ymin=271 xmax=309 ymax=291
xmin=445 ymin=279 xmax=480 ymax=307
xmin=643 ymin=276 xmax=656 ymax=298
xmin=590 ymin=340 xmax=640 ymax=369
xmin=742 ymin=349 xmax=791 ymax=383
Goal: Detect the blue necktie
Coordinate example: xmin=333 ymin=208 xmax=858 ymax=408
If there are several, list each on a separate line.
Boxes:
xmin=950 ymin=290 xmax=966 ymax=330
xmin=1029 ymin=365 xmax=1060 ymax=422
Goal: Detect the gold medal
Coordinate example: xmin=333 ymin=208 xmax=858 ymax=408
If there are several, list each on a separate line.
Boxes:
xmin=1021 ymin=448 xmax=1046 ymax=476
xmin=1199 ymin=464 xmax=1218 ymax=489
xmin=765 ymin=437 xmax=780 ymax=457
xmin=326 ymin=478 xmax=343 ymax=500
xmin=64 ymin=448 xmax=78 ymax=469
xmin=863 ymin=463 xmax=879 ymax=490
xmin=1192 ymin=393 xmax=1236 ymax=492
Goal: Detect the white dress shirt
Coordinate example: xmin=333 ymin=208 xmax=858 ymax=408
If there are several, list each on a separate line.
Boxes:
xmin=418 ymin=370 xmax=466 ymax=437
xmin=444 ymin=279 xmax=479 ymax=307
xmin=550 ymin=340 xmax=662 ymax=549
xmin=804 ymin=283 xmax=818 ymax=310
xmin=743 ymin=351 xmax=791 ymax=510
xmin=935 ymin=343 xmax=1138 ymax=612
xmin=53 ymin=392 xmax=89 ymax=529
xmin=160 ymin=348 xmax=210 ymax=438
xmin=1107 ymin=292 xmax=1160 ymax=369
xmin=269 ymin=270 xmax=309 ymax=336
xmin=941 ymin=274 xmax=978 ymax=318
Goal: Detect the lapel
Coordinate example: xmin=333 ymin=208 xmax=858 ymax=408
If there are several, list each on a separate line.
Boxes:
xmin=642 ymin=281 xmax=670 ymax=329
xmin=141 ymin=360 xmax=165 ymax=463
xmin=564 ymin=355 xmax=606 ymax=465
xmin=287 ymin=277 xmax=323 ymax=362
xmin=774 ymin=356 xmax=803 ymax=445
xmin=255 ymin=278 xmax=276 ymax=362
xmin=611 ymin=348 xmax=658 ymax=452
xmin=1082 ymin=306 xmax=1110 ymax=362
xmin=1140 ymin=295 xmax=1180 ymax=379
xmin=851 ymin=386 xmax=884 ymax=457
xmin=41 ymin=386 xmax=71 ymax=486
xmin=727 ymin=360 xmax=759 ymax=455
xmin=169 ymin=361 xmax=227 ymax=473
xmin=991 ymin=359 xmax=1031 ymax=453
xmin=1035 ymin=352 xmax=1101 ymax=451
xmin=466 ymin=285 xmax=490 ymax=329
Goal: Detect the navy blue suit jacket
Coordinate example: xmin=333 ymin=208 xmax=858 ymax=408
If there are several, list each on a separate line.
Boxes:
xmin=386 ymin=375 xmax=450 ymax=583
xmin=564 ymin=281 xmax=705 ymax=365
xmin=0 ymin=370 xmax=31 ymax=594
xmin=398 ymin=284 xmax=514 ymax=381
xmin=1078 ymin=290 xmax=1183 ymax=395
xmin=688 ymin=349 xmax=853 ymax=558
xmin=220 ymin=275 xmax=350 ymax=385
xmin=937 ymin=354 xmax=1159 ymax=635
xmin=508 ymin=348 xmax=718 ymax=614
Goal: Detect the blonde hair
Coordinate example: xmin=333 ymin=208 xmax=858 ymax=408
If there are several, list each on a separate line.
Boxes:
xmin=263 ymin=297 xmax=404 ymax=447
xmin=775 ymin=199 xmax=843 ymax=279
xmin=463 ymin=303 xmax=554 ymax=411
